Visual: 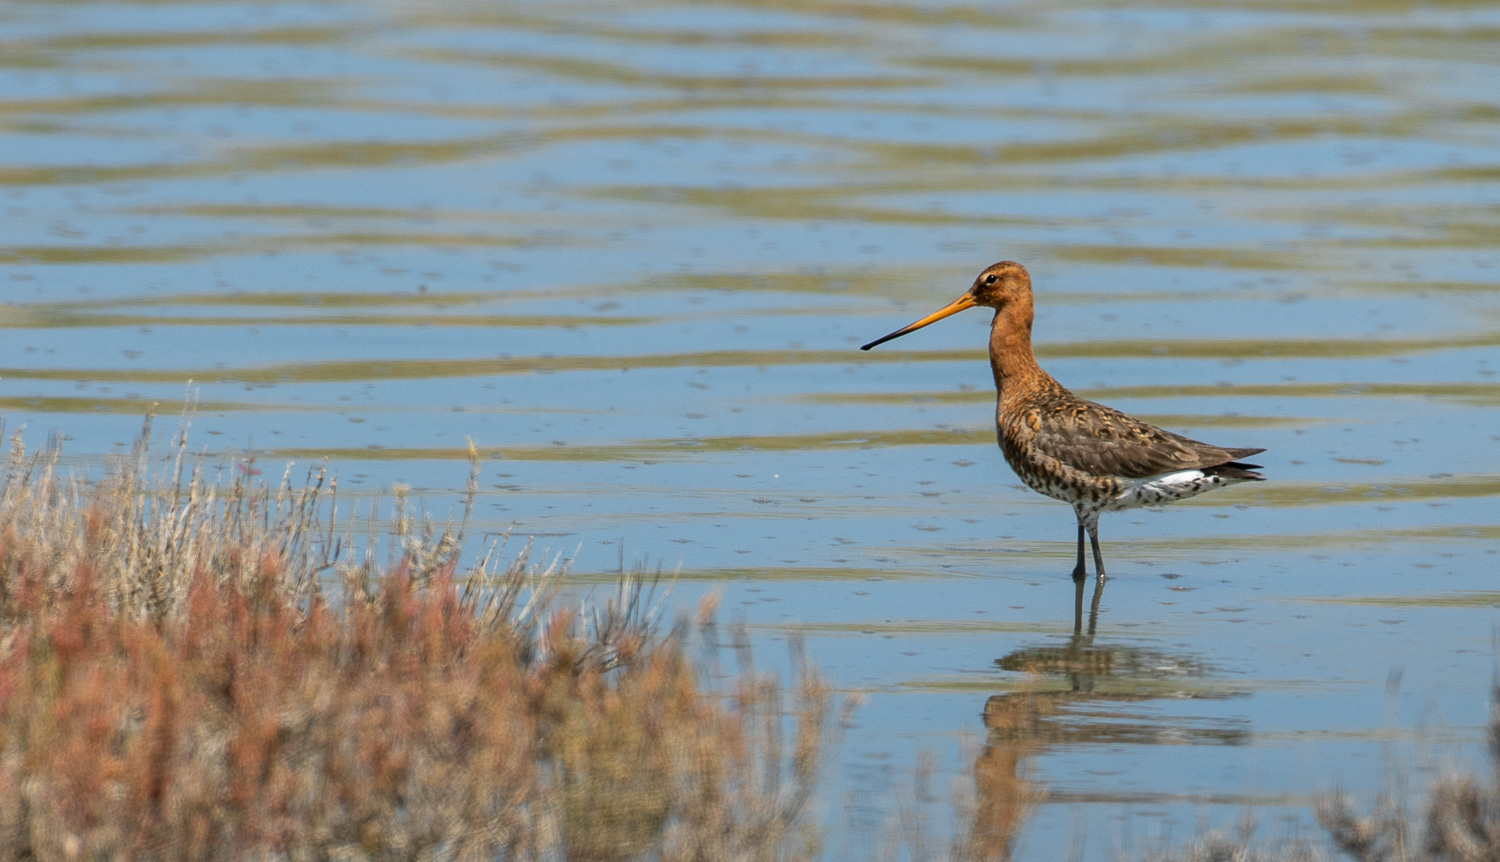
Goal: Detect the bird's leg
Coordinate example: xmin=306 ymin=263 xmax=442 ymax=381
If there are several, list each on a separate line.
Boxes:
xmin=1071 ymin=517 xmax=1087 ymax=582
xmin=1087 ymin=521 xmax=1107 ymax=581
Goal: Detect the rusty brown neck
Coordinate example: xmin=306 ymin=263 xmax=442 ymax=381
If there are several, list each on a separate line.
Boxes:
xmin=988 ymin=300 xmax=1048 ymax=405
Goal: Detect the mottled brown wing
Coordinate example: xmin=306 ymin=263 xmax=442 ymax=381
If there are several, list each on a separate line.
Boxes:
xmin=1022 ymin=394 xmax=1256 ymax=480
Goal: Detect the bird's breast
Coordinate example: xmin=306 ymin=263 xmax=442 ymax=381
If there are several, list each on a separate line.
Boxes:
xmin=995 ymin=419 xmax=1121 ymax=507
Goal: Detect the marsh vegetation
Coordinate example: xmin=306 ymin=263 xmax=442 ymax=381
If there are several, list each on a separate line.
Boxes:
xmin=0 ymin=425 xmax=838 ymax=860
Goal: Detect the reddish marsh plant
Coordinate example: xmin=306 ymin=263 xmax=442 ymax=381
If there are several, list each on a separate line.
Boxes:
xmin=0 ymin=422 xmax=833 ymax=862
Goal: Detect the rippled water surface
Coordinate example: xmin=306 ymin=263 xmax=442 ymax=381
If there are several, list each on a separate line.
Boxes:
xmin=4 ymin=0 xmax=1500 ymax=855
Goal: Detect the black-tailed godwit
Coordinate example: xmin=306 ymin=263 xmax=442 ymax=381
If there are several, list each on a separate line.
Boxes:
xmin=862 ymin=261 xmax=1265 ymax=581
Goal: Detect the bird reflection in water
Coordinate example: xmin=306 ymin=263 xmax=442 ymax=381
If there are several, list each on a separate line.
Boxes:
xmin=962 ymin=580 xmax=1249 ymax=860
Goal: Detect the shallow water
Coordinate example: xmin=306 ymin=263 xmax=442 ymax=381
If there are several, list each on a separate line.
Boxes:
xmin=3 ymin=0 xmax=1499 ymax=855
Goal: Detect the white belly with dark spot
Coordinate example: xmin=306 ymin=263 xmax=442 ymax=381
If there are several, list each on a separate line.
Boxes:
xmin=1105 ymin=469 xmax=1247 ymax=511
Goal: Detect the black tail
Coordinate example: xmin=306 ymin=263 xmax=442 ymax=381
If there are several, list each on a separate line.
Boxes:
xmin=1208 ymin=461 xmax=1264 ymax=481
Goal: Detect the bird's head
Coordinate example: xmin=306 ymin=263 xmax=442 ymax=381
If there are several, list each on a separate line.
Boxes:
xmin=968 ymin=260 xmax=1031 ymax=308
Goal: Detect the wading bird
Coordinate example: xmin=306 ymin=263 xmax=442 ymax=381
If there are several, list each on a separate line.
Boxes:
xmin=862 ymin=261 xmax=1264 ymax=581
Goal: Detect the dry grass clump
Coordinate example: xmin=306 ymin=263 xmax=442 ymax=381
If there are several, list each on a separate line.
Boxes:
xmin=1138 ymin=819 xmax=1324 ymax=862
xmin=1315 ymin=692 xmax=1500 ymax=862
xmin=1143 ymin=690 xmax=1500 ymax=862
xmin=0 ymin=421 xmax=832 ymax=861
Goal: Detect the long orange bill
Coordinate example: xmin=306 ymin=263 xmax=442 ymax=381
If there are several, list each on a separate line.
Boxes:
xmin=860 ymin=292 xmax=977 ymax=350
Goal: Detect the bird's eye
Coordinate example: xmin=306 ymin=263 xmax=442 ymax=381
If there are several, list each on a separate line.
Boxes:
xmin=984 ymin=274 xmax=998 ymax=285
